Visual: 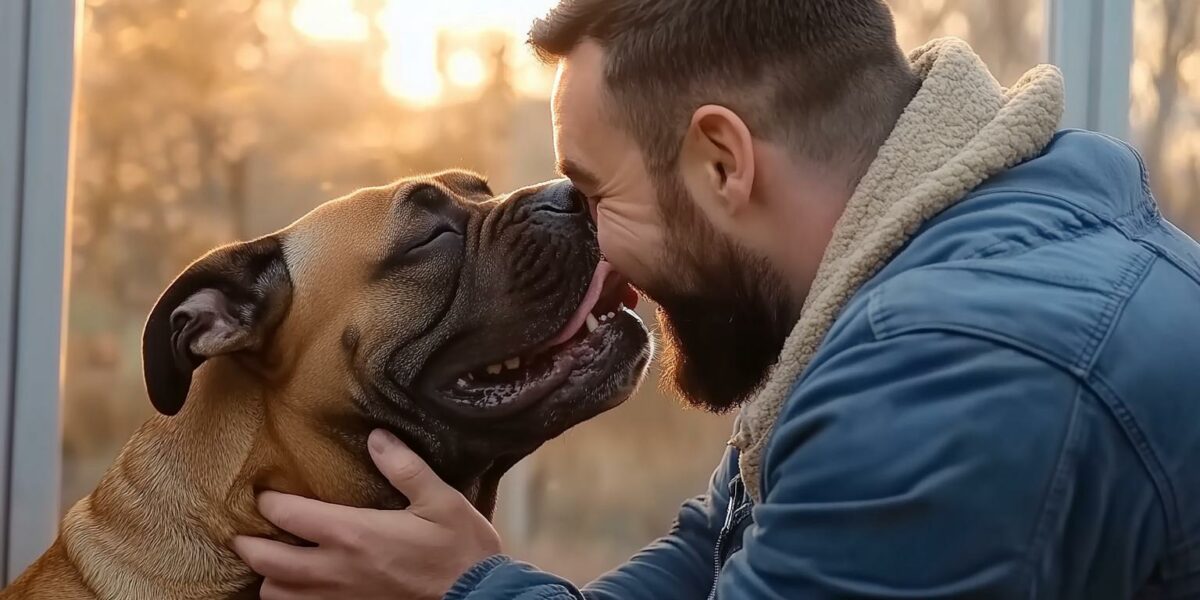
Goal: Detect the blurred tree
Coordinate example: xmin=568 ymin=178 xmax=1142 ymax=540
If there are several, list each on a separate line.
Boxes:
xmin=889 ymin=0 xmax=1044 ymax=85
xmin=1132 ymin=0 xmax=1199 ymax=232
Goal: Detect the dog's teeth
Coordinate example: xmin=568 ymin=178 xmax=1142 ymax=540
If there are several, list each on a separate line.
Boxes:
xmin=504 ymin=357 xmax=520 ymax=370
xmin=607 ymin=312 xmax=615 ymax=319
xmin=586 ymin=313 xmax=599 ymax=332
xmin=598 ymin=314 xmax=607 ymax=323
xmin=457 ymin=378 xmax=468 ymax=387
xmin=486 ymin=364 xmax=503 ymax=375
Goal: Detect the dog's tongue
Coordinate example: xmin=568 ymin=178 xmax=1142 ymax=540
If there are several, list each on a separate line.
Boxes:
xmin=542 ymin=261 xmax=637 ymax=348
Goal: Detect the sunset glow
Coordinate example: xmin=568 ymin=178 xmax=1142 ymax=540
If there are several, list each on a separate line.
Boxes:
xmin=291 ymin=0 xmax=559 ymax=105
xmin=447 ymin=49 xmax=487 ymax=89
xmin=290 ymin=0 xmax=369 ymax=42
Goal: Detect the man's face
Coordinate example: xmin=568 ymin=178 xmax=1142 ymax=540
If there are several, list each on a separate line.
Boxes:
xmin=552 ymin=42 xmax=796 ymax=412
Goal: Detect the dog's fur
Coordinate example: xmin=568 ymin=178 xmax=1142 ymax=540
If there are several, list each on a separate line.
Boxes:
xmin=2 ymin=172 xmax=650 ymax=599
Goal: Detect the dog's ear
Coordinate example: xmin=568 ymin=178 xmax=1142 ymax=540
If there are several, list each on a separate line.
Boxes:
xmin=142 ymin=236 xmax=292 ymax=416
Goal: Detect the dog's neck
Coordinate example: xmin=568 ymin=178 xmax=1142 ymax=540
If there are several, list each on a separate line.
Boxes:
xmin=58 ymin=360 xmax=505 ymax=599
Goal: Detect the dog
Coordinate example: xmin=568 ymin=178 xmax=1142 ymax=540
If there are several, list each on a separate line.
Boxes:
xmin=1 ymin=171 xmax=651 ymax=599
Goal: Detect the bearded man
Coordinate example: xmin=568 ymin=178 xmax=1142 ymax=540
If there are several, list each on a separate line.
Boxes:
xmin=234 ymin=1 xmax=1200 ymax=598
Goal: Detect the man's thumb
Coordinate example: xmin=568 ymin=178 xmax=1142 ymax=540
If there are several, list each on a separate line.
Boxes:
xmin=368 ymin=429 xmax=458 ymax=514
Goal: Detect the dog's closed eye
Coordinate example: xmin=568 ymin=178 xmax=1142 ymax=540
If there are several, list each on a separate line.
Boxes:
xmin=408 ymin=225 xmax=460 ymax=254
xmin=378 ymin=223 xmax=463 ymax=275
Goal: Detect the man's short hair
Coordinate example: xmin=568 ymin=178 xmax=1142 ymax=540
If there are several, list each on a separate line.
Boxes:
xmin=530 ymin=0 xmax=921 ymax=177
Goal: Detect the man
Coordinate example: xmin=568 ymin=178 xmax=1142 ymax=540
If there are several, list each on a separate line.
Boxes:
xmin=234 ymin=0 xmax=1200 ymax=598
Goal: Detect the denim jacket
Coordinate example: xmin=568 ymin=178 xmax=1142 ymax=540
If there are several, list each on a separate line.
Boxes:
xmin=445 ymin=130 xmax=1200 ymax=599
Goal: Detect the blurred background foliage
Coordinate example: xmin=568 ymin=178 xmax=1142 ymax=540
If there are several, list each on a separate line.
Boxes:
xmin=63 ymin=0 xmax=1198 ymax=583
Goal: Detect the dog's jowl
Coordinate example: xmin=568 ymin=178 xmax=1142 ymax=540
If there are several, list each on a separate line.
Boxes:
xmin=2 ymin=171 xmax=651 ymax=600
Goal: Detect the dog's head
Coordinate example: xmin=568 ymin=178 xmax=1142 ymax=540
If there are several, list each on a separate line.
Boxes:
xmin=140 ymin=171 xmax=651 ymax=512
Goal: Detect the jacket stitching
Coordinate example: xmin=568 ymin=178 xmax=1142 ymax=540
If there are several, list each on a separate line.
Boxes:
xmin=1021 ymin=382 xmax=1087 ymax=599
xmin=963 ymin=218 xmax=1103 ymax=265
xmin=1137 ymin=227 xmax=1200 ymax=287
xmin=867 ymin=245 xmax=1154 ymax=376
xmin=867 ymin=317 xmax=1084 ymax=378
xmin=1081 ymin=251 xmax=1156 ymax=374
xmin=1088 ymin=372 xmax=1187 ymax=579
xmin=1073 ymin=250 xmax=1155 ymax=373
xmin=857 ymin=324 xmax=1092 ymax=598
xmin=959 ymin=187 xmax=1148 ymax=237
xmin=1088 ymin=130 xmax=1157 ymax=204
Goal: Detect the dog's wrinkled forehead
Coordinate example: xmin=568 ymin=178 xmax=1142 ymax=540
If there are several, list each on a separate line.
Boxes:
xmin=279 ymin=171 xmax=489 ymax=304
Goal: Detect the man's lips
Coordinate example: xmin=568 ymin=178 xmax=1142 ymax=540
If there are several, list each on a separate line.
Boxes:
xmin=540 ymin=261 xmax=638 ymax=349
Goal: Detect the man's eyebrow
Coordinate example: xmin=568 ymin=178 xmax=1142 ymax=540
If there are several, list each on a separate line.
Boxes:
xmin=555 ymin=158 xmax=600 ymax=191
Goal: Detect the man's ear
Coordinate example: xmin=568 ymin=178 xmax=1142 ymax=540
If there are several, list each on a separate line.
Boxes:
xmin=681 ymin=105 xmax=757 ymax=218
xmin=142 ymin=235 xmax=292 ymax=416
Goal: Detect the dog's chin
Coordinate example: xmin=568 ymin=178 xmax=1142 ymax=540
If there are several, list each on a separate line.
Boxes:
xmin=426 ymin=307 xmax=651 ymax=431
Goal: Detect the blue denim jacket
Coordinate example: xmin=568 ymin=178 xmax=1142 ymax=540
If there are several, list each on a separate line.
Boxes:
xmin=446 ymin=131 xmax=1200 ymax=599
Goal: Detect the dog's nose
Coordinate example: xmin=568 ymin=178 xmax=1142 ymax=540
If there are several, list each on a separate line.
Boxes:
xmin=528 ymin=179 xmax=586 ymax=217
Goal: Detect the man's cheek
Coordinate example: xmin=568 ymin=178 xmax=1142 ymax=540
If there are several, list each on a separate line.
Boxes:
xmin=596 ymin=221 xmax=651 ymax=284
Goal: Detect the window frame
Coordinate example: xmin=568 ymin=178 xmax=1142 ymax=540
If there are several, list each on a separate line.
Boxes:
xmin=0 ymin=0 xmax=77 ymax=581
xmin=1048 ymin=0 xmax=1134 ymax=138
xmin=0 ymin=0 xmax=1135 ymax=582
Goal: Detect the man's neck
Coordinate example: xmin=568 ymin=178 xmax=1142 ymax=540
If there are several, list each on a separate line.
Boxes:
xmin=769 ymin=158 xmax=855 ymax=309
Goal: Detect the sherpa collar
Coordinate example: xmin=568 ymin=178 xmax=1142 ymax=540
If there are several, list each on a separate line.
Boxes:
xmin=730 ymin=37 xmax=1065 ymax=503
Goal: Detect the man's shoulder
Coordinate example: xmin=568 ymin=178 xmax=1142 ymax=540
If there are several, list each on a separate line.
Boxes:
xmin=860 ymin=243 xmax=1151 ymax=377
xmin=851 ymin=129 xmax=1200 ymax=375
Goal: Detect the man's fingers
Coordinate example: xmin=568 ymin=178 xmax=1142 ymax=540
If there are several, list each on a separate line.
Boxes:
xmin=232 ymin=536 xmax=328 ymax=585
xmin=368 ymin=429 xmax=464 ymax=517
xmin=257 ymin=491 xmax=360 ymax=544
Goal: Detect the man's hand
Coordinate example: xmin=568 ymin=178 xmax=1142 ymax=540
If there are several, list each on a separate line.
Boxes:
xmin=232 ymin=429 xmax=502 ymax=600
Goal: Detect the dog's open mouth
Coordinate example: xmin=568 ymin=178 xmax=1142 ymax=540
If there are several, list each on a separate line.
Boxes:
xmin=437 ymin=261 xmax=646 ymax=418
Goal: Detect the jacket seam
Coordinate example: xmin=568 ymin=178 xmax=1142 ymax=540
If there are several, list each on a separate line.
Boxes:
xmin=858 ymin=323 xmax=1092 ymax=598
xmin=961 ymin=213 xmax=1105 ymax=262
xmin=1137 ymin=226 xmax=1200 ymax=287
xmin=959 ymin=187 xmax=1152 ymax=239
xmin=1021 ymin=382 xmax=1087 ymax=598
xmin=971 ymin=131 xmax=1158 ymax=235
xmin=865 ymin=315 xmax=1176 ymax=591
xmin=867 ymin=317 xmax=1085 ymax=378
xmin=1088 ymin=371 xmax=1188 ymax=579
xmin=867 ymin=248 xmax=1156 ymax=376
xmin=1081 ymin=251 xmax=1156 ymax=373
xmin=1068 ymin=248 xmax=1155 ymax=373
xmin=1088 ymin=130 xmax=1157 ymax=204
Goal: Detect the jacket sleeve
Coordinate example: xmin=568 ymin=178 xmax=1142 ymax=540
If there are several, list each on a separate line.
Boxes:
xmin=444 ymin=447 xmax=737 ymax=600
xmin=716 ymin=329 xmax=1081 ymax=599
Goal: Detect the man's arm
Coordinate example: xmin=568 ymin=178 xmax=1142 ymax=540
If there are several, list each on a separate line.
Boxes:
xmin=716 ymin=329 xmax=1082 ymax=599
xmin=447 ymin=447 xmax=738 ymax=600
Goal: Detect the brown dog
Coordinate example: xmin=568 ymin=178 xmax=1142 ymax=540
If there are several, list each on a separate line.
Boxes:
xmin=2 ymin=171 xmax=651 ymax=599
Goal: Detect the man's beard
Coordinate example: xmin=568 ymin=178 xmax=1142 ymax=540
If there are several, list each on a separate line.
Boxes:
xmin=642 ymin=177 xmax=799 ymax=413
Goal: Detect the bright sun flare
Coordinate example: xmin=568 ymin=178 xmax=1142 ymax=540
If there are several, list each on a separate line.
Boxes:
xmin=291 ymin=0 xmax=560 ymax=106
xmin=290 ymin=0 xmax=369 ymax=42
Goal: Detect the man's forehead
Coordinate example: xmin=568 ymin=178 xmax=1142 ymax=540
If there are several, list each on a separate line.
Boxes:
xmin=552 ymin=41 xmax=605 ymax=109
xmin=552 ymin=42 xmax=620 ymax=187
xmin=552 ymin=50 xmax=605 ymax=133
